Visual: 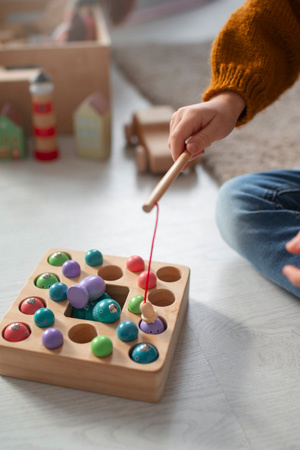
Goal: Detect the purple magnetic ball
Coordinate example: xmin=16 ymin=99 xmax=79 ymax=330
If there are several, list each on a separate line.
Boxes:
xmin=139 ymin=318 xmax=165 ymax=335
xmin=42 ymin=327 xmax=63 ymax=349
xmin=62 ymin=260 xmax=81 ymax=278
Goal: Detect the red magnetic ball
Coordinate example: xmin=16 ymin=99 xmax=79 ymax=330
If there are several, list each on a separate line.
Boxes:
xmin=126 ymin=255 xmax=145 ymax=273
xmin=138 ymin=271 xmax=156 ymax=289
xmin=3 ymin=322 xmax=31 ymax=342
xmin=20 ymin=297 xmax=44 ymax=315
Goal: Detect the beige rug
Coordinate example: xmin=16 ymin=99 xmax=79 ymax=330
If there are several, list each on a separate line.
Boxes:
xmin=113 ymin=42 xmax=300 ymax=184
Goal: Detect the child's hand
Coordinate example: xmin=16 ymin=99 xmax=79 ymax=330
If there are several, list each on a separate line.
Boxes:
xmin=283 ymin=231 xmax=300 ymax=287
xmin=168 ymin=91 xmax=246 ymax=162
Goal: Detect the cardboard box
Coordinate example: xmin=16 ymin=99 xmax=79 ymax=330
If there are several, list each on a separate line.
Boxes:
xmin=0 ymin=1 xmax=110 ymax=134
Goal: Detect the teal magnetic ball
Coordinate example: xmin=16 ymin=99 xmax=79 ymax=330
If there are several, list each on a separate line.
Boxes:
xmin=85 ymin=249 xmax=103 ymax=267
xmin=35 ymin=273 xmax=59 ymax=289
xmin=72 ymin=307 xmax=86 ymax=320
xmin=131 ymin=343 xmax=158 ymax=364
xmin=98 ymin=292 xmax=111 ymax=301
xmin=34 ymin=308 xmax=55 ymax=328
xmin=92 ymin=298 xmax=121 ymax=323
xmin=49 ymin=282 xmax=68 ymax=302
xmin=117 ymin=321 xmax=138 ymax=342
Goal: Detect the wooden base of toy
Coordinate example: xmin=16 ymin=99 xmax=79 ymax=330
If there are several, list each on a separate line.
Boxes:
xmin=0 ymin=249 xmax=190 ymax=402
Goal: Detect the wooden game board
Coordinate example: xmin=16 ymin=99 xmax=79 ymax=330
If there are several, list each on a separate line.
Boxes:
xmin=0 ymin=249 xmax=190 ymax=402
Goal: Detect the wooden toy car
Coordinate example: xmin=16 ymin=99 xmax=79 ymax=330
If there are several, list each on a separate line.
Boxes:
xmin=125 ymin=106 xmax=201 ymax=175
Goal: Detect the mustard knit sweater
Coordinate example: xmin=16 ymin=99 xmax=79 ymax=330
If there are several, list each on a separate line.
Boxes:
xmin=202 ymin=0 xmax=300 ymax=126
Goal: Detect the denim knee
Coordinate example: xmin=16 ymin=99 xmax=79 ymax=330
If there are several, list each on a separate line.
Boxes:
xmin=215 ymin=174 xmax=259 ymax=255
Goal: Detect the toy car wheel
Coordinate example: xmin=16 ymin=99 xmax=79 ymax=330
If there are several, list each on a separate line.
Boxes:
xmin=135 ymin=145 xmax=148 ymax=173
xmin=124 ymin=123 xmax=134 ymax=145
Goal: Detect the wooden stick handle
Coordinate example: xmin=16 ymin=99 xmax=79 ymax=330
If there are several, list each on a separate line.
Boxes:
xmin=143 ymin=150 xmax=191 ymax=212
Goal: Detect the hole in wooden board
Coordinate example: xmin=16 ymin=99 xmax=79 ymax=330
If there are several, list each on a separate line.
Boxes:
xmin=156 ymin=266 xmax=181 ymax=282
xmin=98 ymin=265 xmax=123 ymax=281
xmin=148 ymin=289 xmax=175 ymax=307
xmin=68 ymin=324 xmax=97 ymax=344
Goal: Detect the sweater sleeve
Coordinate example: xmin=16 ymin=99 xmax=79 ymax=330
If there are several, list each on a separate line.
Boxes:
xmin=202 ymin=0 xmax=300 ymax=126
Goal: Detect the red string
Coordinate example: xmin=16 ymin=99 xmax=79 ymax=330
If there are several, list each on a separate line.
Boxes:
xmin=144 ymin=202 xmax=159 ymax=303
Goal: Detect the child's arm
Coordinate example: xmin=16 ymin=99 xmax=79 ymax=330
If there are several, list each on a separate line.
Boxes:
xmin=170 ymin=0 xmax=300 ymax=161
xmin=168 ymin=91 xmax=245 ymax=162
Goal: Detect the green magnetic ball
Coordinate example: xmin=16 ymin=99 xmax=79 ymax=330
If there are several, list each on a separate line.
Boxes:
xmin=85 ymin=249 xmax=103 ymax=267
xmin=91 ymin=335 xmax=112 ymax=357
xmin=35 ymin=273 xmax=59 ymax=289
xmin=34 ymin=308 xmax=55 ymax=328
xmin=48 ymin=252 xmax=70 ymax=267
xmin=128 ymin=295 xmax=144 ymax=314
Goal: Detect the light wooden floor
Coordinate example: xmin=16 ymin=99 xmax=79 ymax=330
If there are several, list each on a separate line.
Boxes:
xmin=1 ymin=1 xmax=300 ymax=449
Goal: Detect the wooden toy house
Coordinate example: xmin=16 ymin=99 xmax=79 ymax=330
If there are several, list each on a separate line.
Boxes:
xmin=73 ymin=92 xmax=111 ymax=160
xmin=0 ymin=1 xmax=110 ymax=134
xmin=0 ymin=102 xmax=26 ymax=160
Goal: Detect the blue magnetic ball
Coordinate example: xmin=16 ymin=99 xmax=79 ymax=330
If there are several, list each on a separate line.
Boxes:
xmin=34 ymin=308 xmax=55 ymax=328
xmin=49 ymin=282 xmax=68 ymax=302
xmin=85 ymin=249 xmax=103 ymax=267
xmin=131 ymin=343 xmax=159 ymax=364
xmin=92 ymin=299 xmax=121 ymax=323
xmin=117 ymin=321 xmax=138 ymax=342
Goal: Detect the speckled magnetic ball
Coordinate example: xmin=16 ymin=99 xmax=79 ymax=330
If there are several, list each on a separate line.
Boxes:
xmin=20 ymin=297 xmax=44 ymax=315
xmin=91 ymin=335 xmax=113 ymax=357
xmin=72 ymin=299 xmax=99 ymax=321
xmin=3 ymin=322 xmax=31 ymax=342
xmin=48 ymin=251 xmax=70 ymax=267
xmin=131 ymin=343 xmax=158 ymax=364
xmin=117 ymin=321 xmax=139 ymax=342
xmin=92 ymin=299 xmax=121 ymax=323
xmin=62 ymin=260 xmax=81 ymax=278
xmin=138 ymin=271 xmax=156 ymax=289
xmin=139 ymin=318 xmax=165 ymax=335
xmin=42 ymin=328 xmax=63 ymax=349
xmin=126 ymin=255 xmax=145 ymax=272
xmin=128 ymin=295 xmax=144 ymax=314
xmin=49 ymin=282 xmax=68 ymax=302
xmin=34 ymin=308 xmax=55 ymax=328
xmin=35 ymin=273 xmax=59 ymax=289
xmin=85 ymin=249 xmax=103 ymax=267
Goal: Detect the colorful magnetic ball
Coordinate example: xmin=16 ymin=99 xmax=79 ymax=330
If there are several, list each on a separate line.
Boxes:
xmin=35 ymin=273 xmax=59 ymax=289
xmin=42 ymin=328 xmax=63 ymax=349
xmin=117 ymin=321 xmax=139 ymax=342
xmin=72 ymin=299 xmax=99 ymax=321
xmin=48 ymin=251 xmax=70 ymax=266
xmin=91 ymin=335 xmax=113 ymax=357
xmin=49 ymin=282 xmax=68 ymax=302
xmin=62 ymin=260 xmax=81 ymax=278
xmin=34 ymin=308 xmax=55 ymax=328
xmin=137 ymin=271 xmax=156 ymax=289
xmin=131 ymin=343 xmax=158 ymax=364
xmin=126 ymin=255 xmax=145 ymax=272
xmin=20 ymin=297 xmax=44 ymax=315
xmin=3 ymin=322 xmax=31 ymax=342
xmin=139 ymin=318 xmax=165 ymax=335
xmin=85 ymin=249 xmax=103 ymax=267
xmin=128 ymin=295 xmax=144 ymax=314
xmin=92 ymin=299 xmax=121 ymax=323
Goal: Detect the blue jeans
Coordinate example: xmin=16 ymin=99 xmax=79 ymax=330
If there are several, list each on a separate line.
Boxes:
xmin=216 ymin=170 xmax=300 ymax=298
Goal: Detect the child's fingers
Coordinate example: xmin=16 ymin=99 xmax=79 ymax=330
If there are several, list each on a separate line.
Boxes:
xmin=286 ymin=231 xmax=300 ymax=254
xmin=282 ymin=265 xmax=300 ymax=287
xmin=169 ymin=118 xmax=195 ymax=162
